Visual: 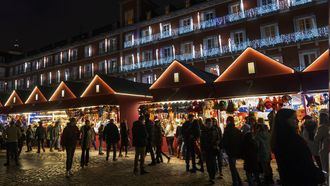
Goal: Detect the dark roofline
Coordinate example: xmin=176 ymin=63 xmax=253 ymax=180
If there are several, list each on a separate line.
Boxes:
xmin=176 ymin=60 xmax=218 ymax=83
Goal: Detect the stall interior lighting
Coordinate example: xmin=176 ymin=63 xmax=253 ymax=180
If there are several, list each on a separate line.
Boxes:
xmin=248 ymin=62 xmax=256 ymax=74
xmin=61 ymin=90 xmax=65 ymax=98
xmin=35 ymin=93 xmax=39 ymax=101
xmin=96 ymin=84 xmax=100 ymax=93
xmin=174 ymin=72 xmax=179 ymax=83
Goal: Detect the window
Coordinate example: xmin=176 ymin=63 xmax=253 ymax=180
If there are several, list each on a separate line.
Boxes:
xmin=124 ymin=55 xmax=134 ymax=65
xmin=260 ymin=23 xmax=279 ymax=38
xmin=161 ymin=46 xmax=172 ymax=59
xmin=248 ymin=62 xmax=256 ymax=74
xmin=205 ymin=64 xmax=220 ymax=76
xmin=174 ymin=73 xmax=179 ymax=83
xmin=40 ymin=74 xmax=45 ymax=86
xmin=95 ymin=84 xmax=100 ymax=93
xmin=62 ymin=51 xmax=68 ymax=63
xmin=142 ymin=74 xmax=154 ymax=84
xmin=299 ymin=50 xmax=318 ymax=69
xmin=57 ymin=70 xmax=61 ymax=83
xmin=109 ymin=38 xmax=117 ymax=51
xmin=161 ymin=23 xmax=171 ymax=38
xmin=84 ymin=64 xmax=92 ymax=78
xmin=181 ymin=42 xmax=193 ymax=54
xmin=270 ymin=55 xmax=283 ymax=63
xmin=202 ymin=10 xmax=215 ymax=21
xmin=124 ymin=9 xmax=134 ymax=25
xmin=259 ymin=0 xmax=275 ymax=6
xmin=107 ymin=59 xmax=117 ymax=73
xmin=230 ymin=30 xmax=246 ymax=45
xmin=35 ymin=93 xmax=39 ymax=101
xmin=141 ymin=27 xmax=152 ymax=43
xmin=26 ymin=77 xmax=30 ymax=89
xmin=61 ymin=90 xmax=65 ymax=98
xmin=180 ymin=17 xmax=193 ymax=34
xmin=98 ymin=61 xmax=106 ymax=74
xmin=295 ymin=15 xmax=316 ymax=32
xmin=70 ymin=49 xmax=78 ymax=61
xmin=125 ymin=33 xmax=134 ymax=47
xmin=84 ymin=45 xmax=92 ymax=57
xmin=229 ymin=2 xmax=240 ymax=14
xmin=72 ymin=67 xmax=79 ymax=80
xmin=142 ymin=50 xmax=153 ymax=61
xmin=64 ymin=68 xmax=70 ymax=81
xmin=54 ymin=53 xmax=60 ymax=65
xmin=99 ymin=40 xmax=106 ymax=54
xmin=203 ymin=36 xmax=218 ymax=50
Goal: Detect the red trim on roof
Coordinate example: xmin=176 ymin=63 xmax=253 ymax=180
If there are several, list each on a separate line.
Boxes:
xmin=303 ymin=49 xmax=329 ymax=72
xmin=81 ymin=75 xmax=116 ymax=97
xmin=49 ymin=82 xmax=77 ymax=101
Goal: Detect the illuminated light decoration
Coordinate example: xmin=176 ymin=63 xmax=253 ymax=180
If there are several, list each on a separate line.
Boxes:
xmin=68 ymin=49 xmax=71 ymax=62
xmin=240 ymin=0 xmax=245 ymax=17
xmin=215 ymin=47 xmax=294 ymax=82
xmin=92 ymin=63 xmax=95 ymax=77
xmin=104 ymin=60 xmax=108 ymax=74
xmin=80 ymin=75 xmax=116 ymax=97
xmin=57 ymin=70 xmax=61 ymax=83
xmin=60 ymin=52 xmax=63 ymax=64
xmin=303 ymin=49 xmax=329 ymax=72
xmin=105 ymin=38 xmax=108 ymax=52
xmin=172 ymin=45 xmax=176 ymax=58
xmin=88 ymin=46 xmax=92 ymax=57
xmin=115 ymin=92 xmax=153 ymax=98
xmin=150 ymin=60 xmax=206 ymax=90
xmin=40 ymin=74 xmax=44 ymax=86
xmin=192 ymin=45 xmax=196 ymax=59
xmin=174 ymin=72 xmax=179 ymax=83
xmin=197 ymin=12 xmax=201 ymax=29
xmin=137 ymin=52 xmax=140 ymax=68
xmin=120 ymin=56 xmax=123 ymax=71
xmin=24 ymin=62 xmax=27 ymax=72
xmin=49 ymin=81 xmax=77 ymax=101
xmin=26 ymin=80 xmax=30 ymax=89
xmin=96 ymin=84 xmax=100 ymax=93
xmin=159 ymin=23 xmax=163 ymax=38
xmin=156 ymin=49 xmax=159 ymax=65
xmin=132 ymin=54 xmax=135 ymax=69
xmin=200 ymin=44 xmax=203 ymax=57
xmin=218 ymin=35 xmax=222 ymax=53
xmin=5 ymin=90 xmax=24 ymax=106
xmin=25 ymin=87 xmax=47 ymax=104
xmin=49 ymin=72 xmax=52 ymax=84
xmin=247 ymin=62 xmax=256 ymax=74
xmin=65 ymin=70 xmax=68 ymax=81
xmin=79 ymin=66 xmax=82 ymax=79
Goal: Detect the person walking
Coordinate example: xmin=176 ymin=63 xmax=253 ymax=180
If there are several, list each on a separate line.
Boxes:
xmin=91 ymin=124 xmax=97 ymax=151
xmin=212 ymin=117 xmax=223 ymax=179
xmin=271 ymin=109 xmax=325 ymax=186
xmin=119 ymin=120 xmax=129 ymax=157
xmin=242 ymin=132 xmax=260 ymax=186
xmin=98 ymin=124 xmax=104 ymax=155
xmin=16 ymin=121 xmax=25 ymax=156
xmin=61 ymin=118 xmax=80 ymax=178
xmin=80 ymin=120 xmax=93 ymax=168
xmin=165 ymin=121 xmax=175 ymax=156
xmin=223 ymin=116 xmax=243 ymax=186
xmin=153 ymin=119 xmax=170 ymax=163
xmin=3 ymin=121 xmax=21 ymax=166
xmin=145 ymin=113 xmax=156 ymax=166
xmin=53 ymin=121 xmax=62 ymax=151
xmin=132 ymin=115 xmax=149 ymax=175
xmin=175 ymin=123 xmax=183 ymax=159
xmin=200 ymin=118 xmax=220 ymax=184
xmin=182 ymin=114 xmax=200 ymax=173
xmin=302 ymin=116 xmax=322 ymax=168
xmin=314 ymin=111 xmax=329 ymax=175
xmin=48 ymin=123 xmax=55 ymax=152
xmin=103 ymin=119 xmax=120 ymax=161
xmin=25 ymin=125 xmax=33 ymax=152
xmin=254 ymin=124 xmax=274 ymax=185
xmin=35 ymin=121 xmax=46 ymax=153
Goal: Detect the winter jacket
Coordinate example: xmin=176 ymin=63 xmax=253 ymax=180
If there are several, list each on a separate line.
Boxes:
xmin=47 ymin=126 xmax=55 ymax=140
xmin=223 ymin=123 xmax=243 ymax=158
xmin=302 ymin=127 xmax=319 ymax=156
xmin=254 ymin=130 xmax=271 ymax=162
xmin=103 ymin=122 xmax=120 ymax=144
xmin=98 ymin=125 xmax=104 ymax=140
xmin=120 ymin=123 xmax=129 ymax=145
xmin=274 ymin=133 xmax=324 ymax=186
xmin=182 ymin=120 xmax=200 ymax=144
xmin=132 ymin=120 xmax=148 ymax=147
xmin=153 ymin=121 xmax=163 ymax=147
xmin=200 ymin=125 xmax=220 ymax=154
xmin=5 ymin=125 xmax=21 ymax=143
xmin=314 ymin=124 xmax=329 ymax=172
xmin=242 ymin=132 xmax=259 ymax=172
xmin=53 ymin=125 xmax=61 ymax=138
xmin=61 ymin=123 xmax=80 ymax=148
xmin=35 ymin=126 xmax=46 ymax=140
xmin=80 ymin=125 xmax=93 ymax=148
xmin=145 ymin=119 xmax=154 ymax=143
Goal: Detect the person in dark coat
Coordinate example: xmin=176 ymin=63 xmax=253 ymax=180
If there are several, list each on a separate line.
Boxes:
xmin=98 ymin=124 xmax=104 ymax=155
xmin=242 ymin=132 xmax=260 ymax=186
xmin=61 ymin=118 xmax=80 ymax=177
xmin=3 ymin=121 xmax=21 ymax=166
xmin=200 ymin=118 xmax=220 ymax=184
xmin=47 ymin=123 xmax=55 ymax=152
xmin=175 ymin=123 xmax=183 ymax=159
xmin=119 ymin=120 xmax=129 ymax=157
xmin=182 ymin=114 xmax=200 ymax=173
xmin=35 ymin=121 xmax=46 ymax=153
xmin=80 ymin=120 xmax=93 ymax=168
xmin=103 ymin=119 xmax=120 ymax=161
xmin=212 ymin=117 xmax=223 ymax=179
xmin=16 ymin=121 xmax=25 ymax=156
xmin=223 ymin=116 xmax=242 ymax=186
xmin=271 ymin=109 xmax=325 ymax=186
xmin=145 ymin=113 xmax=156 ymax=166
xmin=153 ymin=119 xmax=170 ymax=163
xmin=25 ymin=125 xmax=33 ymax=152
xmin=132 ymin=115 xmax=149 ymax=175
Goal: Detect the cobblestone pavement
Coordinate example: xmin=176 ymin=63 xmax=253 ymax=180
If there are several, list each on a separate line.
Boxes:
xmin=0 ymin=148 xmax=279 ymax=186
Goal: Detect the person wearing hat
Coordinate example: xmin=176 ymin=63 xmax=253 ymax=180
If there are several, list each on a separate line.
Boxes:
xmin=61 ymin=118 xmax=80 ymax=177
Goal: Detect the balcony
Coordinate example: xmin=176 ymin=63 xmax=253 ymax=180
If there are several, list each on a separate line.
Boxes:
xmin=124 ymin=40 xmax=134 ymax=48
xmin=140 ymin=36 xmax=152 ymax=44
xmin=179 ymin=25 xmax=194 ymax=35
xmin=200 ymin=19 xmax=217 ymax=29
xmin=161 ymin=31 xmax=171 ymax=39
xmin=177 ymin=53 xmax=194 ymax=61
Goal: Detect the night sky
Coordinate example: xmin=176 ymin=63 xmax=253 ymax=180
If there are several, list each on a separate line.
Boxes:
xmin=0 ymin=0 xmax=179 ymax=52
xmin=0 ymin=0 xmax=120 ymax=52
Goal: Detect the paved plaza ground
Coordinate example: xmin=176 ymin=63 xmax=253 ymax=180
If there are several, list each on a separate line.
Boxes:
xmin=0 ymin=148 xmax=279 ymax=186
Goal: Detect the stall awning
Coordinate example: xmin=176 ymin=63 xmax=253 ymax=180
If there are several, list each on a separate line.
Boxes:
xmin=150 ymin=60 xmax=217 ymax=101
xmin=214 ymin=47 xmax=298 ymax=98
xmin=301 ymin=49 xmax=329 ymax=92
xmin=25 ymin=86 xmax=55 ymax=104
xmin=49 ymin=81 xmax=86 ymax=101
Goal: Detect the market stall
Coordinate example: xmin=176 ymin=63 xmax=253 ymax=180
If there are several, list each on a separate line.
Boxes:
xmin=213 ymin=47 xmax=302 ymax=128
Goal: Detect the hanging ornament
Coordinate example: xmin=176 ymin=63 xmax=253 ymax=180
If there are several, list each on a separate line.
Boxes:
xmin=257 ymin=98 xmax=265 ymax=112
xmin=264 ymin=97 xmax=273 ymax=110
xmin=226 ymin=100 xmax=236 ymax=114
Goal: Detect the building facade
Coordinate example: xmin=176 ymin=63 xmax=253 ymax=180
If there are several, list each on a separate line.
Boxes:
xmin=0 ymin=0 xmax=328 ymax=92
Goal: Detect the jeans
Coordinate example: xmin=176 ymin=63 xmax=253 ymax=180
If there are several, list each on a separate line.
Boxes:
xmin=106 ymin=143 xmax=117 ymax=160
xmin=216 ymin=149 xmax=223 ymax=174
xmin=184 ymin=141 xmax=196 ymax=170
xmin=134 ymin=146 xmax=146 ymax=171
xmin=37 ymin=139 xmax=45 ymax=153
xmin=166 ymin=137 xmax=174 ymax=155
xmin=156 ymin=144 xmax=170 ymax=162
xmin=228 ymin=157 xmax=242 ymax=186
xmin=146 ymin=143 xmax=156 ymax=163
xmin=65 ymin=145 xmax=76 ymax=171
xmin=6 ymin=142 xmax=18 ymax=164
xmin=81 ymin=147 xmax=90 ymax=166
xmin=26 ymin=138 xmax=32 ymax=151
xmin=204 ymin=152 xmax=217 ymax=180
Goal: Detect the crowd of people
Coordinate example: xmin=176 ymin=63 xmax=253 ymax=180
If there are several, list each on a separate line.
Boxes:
xmin=0 ymin=108 xmax=329 ymax=185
